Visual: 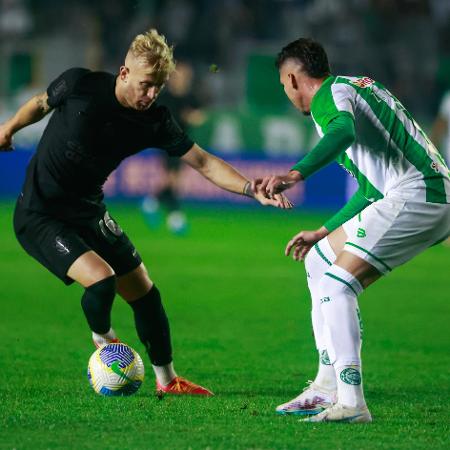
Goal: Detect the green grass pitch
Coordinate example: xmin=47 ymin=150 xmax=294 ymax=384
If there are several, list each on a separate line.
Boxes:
xmin=0 ymin=201 xmax=449 ymax=449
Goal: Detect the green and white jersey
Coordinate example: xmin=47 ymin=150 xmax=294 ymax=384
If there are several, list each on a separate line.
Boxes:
xmin=311 ymin=76 xmax=450 ymax=203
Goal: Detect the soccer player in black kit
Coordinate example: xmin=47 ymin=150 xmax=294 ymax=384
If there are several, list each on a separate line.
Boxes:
xmin=0 ymin=29 xmax=291 ymax=396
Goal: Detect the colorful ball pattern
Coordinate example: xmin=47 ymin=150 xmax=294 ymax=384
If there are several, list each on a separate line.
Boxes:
xmin=87 ymin=343 xmax=145 ymax=396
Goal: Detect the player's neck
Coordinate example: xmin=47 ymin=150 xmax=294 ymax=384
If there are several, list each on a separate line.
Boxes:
xmin=312 ymin=75 xmax=329 ymax=95
xmin=115 ymin=76 xmax=130 ymax=108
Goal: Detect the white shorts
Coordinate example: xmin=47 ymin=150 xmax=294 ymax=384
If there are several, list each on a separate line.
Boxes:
xmin=342 ymin=194 xmax=450 ymax=275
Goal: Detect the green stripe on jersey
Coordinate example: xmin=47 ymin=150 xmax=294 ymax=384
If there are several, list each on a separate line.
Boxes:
xmin=336 ymin=152 xmax=384 ymax=202
xmin=334 ymin=77 xmax=448 ymax=203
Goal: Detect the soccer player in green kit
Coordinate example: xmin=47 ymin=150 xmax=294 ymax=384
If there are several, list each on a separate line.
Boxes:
xmin=254 ymin=38 xmax=450 ymax=422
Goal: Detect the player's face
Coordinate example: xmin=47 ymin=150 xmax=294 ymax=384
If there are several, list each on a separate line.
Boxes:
xmin=119 ymin=62 xmax=166 ymax=111
xmin=279 ymin=62 xmax=313 ymax=116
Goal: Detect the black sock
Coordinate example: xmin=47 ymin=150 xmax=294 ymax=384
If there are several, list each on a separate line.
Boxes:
xmin=81 ymin=275 xmax=116 ymax=334
xmin=157 ymin=187 xmax=180 ymax=212
xmin=129 ymin=285 xmax=172 ymax=366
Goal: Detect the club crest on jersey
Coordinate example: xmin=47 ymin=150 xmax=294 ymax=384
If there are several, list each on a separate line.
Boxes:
xmin=350 ymin=77 xmax=374 ymax=88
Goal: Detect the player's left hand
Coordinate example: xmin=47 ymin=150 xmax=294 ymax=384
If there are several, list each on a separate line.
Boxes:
xmin=285 ymin=227 xmax=329 ymax=261
xmin=254 ymin=191 xmax=293 ymax=209
xmin=252 ymin=170 xmax=302 ymax=198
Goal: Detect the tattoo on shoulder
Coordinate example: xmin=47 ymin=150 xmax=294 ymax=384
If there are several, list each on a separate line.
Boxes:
xmin=36 ymin=94 xmax=51 ymax=114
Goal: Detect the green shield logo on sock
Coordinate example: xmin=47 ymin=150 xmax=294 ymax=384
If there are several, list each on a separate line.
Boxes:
xmin=340 ymin=367 xmax=361 ymax=385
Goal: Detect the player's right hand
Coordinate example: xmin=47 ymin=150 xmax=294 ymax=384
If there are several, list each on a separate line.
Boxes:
xmin=0 ymin=124 xmax=14 ymax=151
xmin=285 ymin=227 xmax=329 ymax=261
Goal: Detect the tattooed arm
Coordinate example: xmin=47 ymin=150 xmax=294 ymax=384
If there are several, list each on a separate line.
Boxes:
xmin=0 ymin=92 xmax=52 ymax=151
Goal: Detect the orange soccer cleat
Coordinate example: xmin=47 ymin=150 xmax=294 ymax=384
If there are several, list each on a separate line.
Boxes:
xmin=156 ymin=376 xmax=214 ymax=396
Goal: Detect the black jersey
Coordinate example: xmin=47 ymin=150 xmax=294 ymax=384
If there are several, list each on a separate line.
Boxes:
xmin=20 ymin=68 xmax=194 ymax=221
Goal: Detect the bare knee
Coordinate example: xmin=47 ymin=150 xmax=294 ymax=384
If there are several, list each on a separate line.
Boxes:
xmin=117 ymin=263 xmax=153 ymax=302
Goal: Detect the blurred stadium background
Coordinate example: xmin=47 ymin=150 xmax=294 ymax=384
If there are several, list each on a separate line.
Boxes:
xmin=1 ymin=2 xmax=450 ymax=448
xmin=1 ymin=0 xmax=450 ymax=207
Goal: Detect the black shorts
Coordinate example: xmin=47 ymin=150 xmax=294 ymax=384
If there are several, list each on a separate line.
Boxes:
xmin=13 ymin=200 xmax=142 ymax=285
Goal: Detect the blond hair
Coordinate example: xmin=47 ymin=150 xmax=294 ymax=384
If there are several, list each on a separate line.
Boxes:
xmin=128 ymin=29 xmax=176 ymax=79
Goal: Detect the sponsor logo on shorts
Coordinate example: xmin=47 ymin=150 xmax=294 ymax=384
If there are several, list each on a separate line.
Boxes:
xmin=357 ymin=228 xmax=366 ymax=238
xmin=55 ymin=236 xmax=70 ymax=255
xmin=104 ymin=212 xmax=123 ymax=236
xmin=320 ymin=296 xmax=331 ymax=304
xmin=340 ymin=368 xmax=361 ymax=385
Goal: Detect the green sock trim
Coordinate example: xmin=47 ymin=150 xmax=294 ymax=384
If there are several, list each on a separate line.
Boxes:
xmin=345 ymin=241 xmax=392 ymax=272
xmin=324 ymin=272 xmax=358 ymax=296
xmin=314 ymin=243 xmax=332 ymax=266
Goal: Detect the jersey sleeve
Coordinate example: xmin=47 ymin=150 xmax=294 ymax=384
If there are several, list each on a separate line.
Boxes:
xmin=291 ymin=113 xmax=355 ymax=179
xmin=46 ymin=68 xmax=91 ymax=108
xmin=311 ymin=79 xmax=355 ymax=132
xmin=155 ymin=106 xmax=194 ymax=156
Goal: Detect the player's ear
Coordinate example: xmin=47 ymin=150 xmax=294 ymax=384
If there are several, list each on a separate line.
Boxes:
xmin=288 ymin=73 xmax=298 ymax=90
xmin=119 ymin=66 xmax=129 ymax=82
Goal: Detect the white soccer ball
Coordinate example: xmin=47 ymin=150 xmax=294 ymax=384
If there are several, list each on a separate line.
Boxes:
xmin=87 ymin=343 xmax=145 ymax=396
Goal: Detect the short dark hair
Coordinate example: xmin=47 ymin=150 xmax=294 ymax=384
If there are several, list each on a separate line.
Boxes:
xmin=276 ymin=38 xmax=331 ymax=78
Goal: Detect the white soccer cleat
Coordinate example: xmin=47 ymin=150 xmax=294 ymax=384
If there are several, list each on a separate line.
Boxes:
xmin=167 ymin=211 xmax=188 ymax=235
xmin=302 ymin=402 xmax=372 ymax=423
xmin=276 ymin=381 xmax=337 ymax=416
xmin=92 ymin=328 xmax=120 ymax=349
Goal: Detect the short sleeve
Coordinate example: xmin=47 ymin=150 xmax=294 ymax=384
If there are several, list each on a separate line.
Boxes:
xmin=311 ymin=79 xmax=355 ymax=133
xmin=47 ymin=68 xmax=91 ymax=108
xmin=155 ymin=106 xmax=194 ymax=156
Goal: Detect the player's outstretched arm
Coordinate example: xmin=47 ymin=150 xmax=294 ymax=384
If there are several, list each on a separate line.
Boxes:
xmin=254 ymin=113 xmax=356 ymax=199
xmin=181 ymin=144 xmax=292 ymax=208
xmin=0 ymin=92 xmax=52 ymax=151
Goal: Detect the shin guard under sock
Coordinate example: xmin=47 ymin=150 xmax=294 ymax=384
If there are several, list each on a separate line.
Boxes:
xmin=129 ymin=285 xmax=172 ymax=366
xmin=81 ymin=275 xmax=116 ymax=334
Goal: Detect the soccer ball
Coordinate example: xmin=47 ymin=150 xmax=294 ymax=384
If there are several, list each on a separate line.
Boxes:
xmin=87 ymin=343 xmax=145 ymax=396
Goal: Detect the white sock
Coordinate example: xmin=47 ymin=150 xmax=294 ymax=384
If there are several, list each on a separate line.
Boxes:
xmin=92 ymin=328 xmax=117 ymax=345
xmin=304 ymin=238 xmax=337 ymax=390
xmin=335 ymin=365 xmax=365 ymax=408
xmin=314 ymin=350 xmax=336 ymax=390
xmin=318 ymin=264 xmax=366 ymax=407
xmin=152 ymin=362 xmax=177 ymax=386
